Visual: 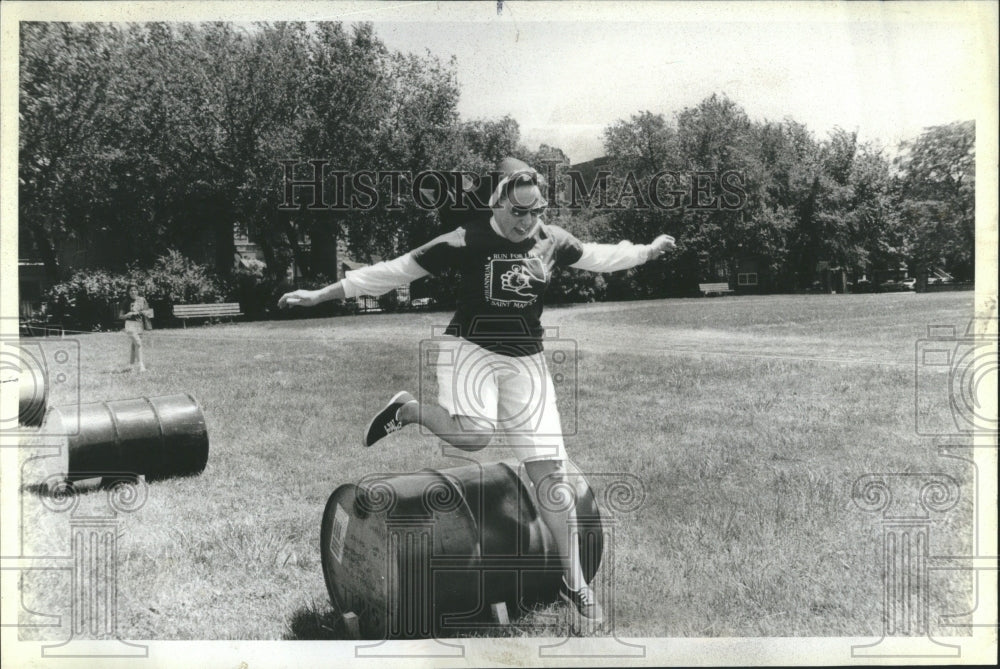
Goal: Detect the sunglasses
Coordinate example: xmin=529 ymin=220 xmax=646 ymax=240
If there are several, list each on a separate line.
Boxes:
xmin=509 ymin=204 xmax=547 ymax=218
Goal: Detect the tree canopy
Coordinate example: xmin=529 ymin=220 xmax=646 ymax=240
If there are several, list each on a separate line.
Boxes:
xmin=20 ymin=24 xmax=975 ymax=297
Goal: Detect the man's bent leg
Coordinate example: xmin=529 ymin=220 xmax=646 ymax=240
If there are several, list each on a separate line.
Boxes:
xmin=398 ymin=401 xmax=495 ymax=451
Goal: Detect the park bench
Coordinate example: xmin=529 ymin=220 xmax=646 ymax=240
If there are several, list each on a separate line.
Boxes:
xmin=699 ymin=282 xmax=734 ymax=296
xmin=172 ymin=302 xmax=243 ymax=327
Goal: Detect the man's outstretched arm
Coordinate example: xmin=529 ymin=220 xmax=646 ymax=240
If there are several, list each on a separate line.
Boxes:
xmin=569 ymin=234 xmax=676 ymax=273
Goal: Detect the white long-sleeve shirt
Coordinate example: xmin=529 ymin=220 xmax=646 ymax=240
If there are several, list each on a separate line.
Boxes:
xmin=341 ymin=236 xmax=650 ymax=298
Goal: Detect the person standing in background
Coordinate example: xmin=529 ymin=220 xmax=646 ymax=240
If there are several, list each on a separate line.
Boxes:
xmin=121 ymin=283 xmax=152 ymax=372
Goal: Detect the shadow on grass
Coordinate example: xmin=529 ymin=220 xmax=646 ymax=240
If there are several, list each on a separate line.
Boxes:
xmin=21 ymin=475 xmax=137 ymax=498
xmin=21 ymin=471 xmax=205 ymax=499
xmin=21 ymin=482 xmax=57 ymax=497
xmin=285 ymin=604 xmax=348 ymax=640
xmin=285 ymin=600 xmax=575 ymax=640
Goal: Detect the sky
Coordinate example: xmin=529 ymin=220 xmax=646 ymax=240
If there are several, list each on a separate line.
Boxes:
xmin=360 ymin=2 xmax=995 ymax=163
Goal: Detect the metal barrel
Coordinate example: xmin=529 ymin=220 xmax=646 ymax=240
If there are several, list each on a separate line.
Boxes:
xmin=320 ymin=461 xmax=603 ymax=639
xmin=9 ymin=353 xmax=48 ymax=427
xmin=43 ymin=394 xmax=209 ymax=482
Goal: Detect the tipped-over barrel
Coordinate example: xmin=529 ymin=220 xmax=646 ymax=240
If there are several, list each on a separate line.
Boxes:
xmin=17 ymin=355 xmax=48 ymax=427
xmin=43 ymin=394 xmax=209 ymax=482
xmin=320 ymin=461 xmax=603 ymax=638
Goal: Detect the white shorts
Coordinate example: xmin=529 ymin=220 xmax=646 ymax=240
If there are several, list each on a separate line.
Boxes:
xmin=434 ymin=336 xmax=567 ymax=462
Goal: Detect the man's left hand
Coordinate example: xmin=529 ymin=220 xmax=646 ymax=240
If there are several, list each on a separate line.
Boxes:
xmin=647 ymin=234 xmax=676 ymax=260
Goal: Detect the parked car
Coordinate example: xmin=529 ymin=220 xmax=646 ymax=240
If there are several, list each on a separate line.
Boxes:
xmin=410 ymin=297 xmax=436 ymax=309
xmin=901 ymin=278 xmax=916 ymax=290
xmin=879 ymin=280 xmax=910 ymax=292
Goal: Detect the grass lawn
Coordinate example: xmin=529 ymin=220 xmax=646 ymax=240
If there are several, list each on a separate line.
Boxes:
xmin=15 ymin=291 xmax=978 ymax=640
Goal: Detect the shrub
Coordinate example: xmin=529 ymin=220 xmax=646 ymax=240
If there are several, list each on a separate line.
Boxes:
xmin=547 ymin=267 xmax=607 ymax=304
xmin=46 ymin=251 xmax=225 ymax=331
xmin=46 ymin=270 xmax=133 ymax=331
xmin=140 ymin=251 xmax=226 ymax=327
xmin=226 ymin=261 xmax=284 ymax=321
xmin=144 ymin=250 xmax=225 ymax=305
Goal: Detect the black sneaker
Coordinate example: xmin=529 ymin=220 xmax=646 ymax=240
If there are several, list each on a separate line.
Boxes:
xmin=363 ymin=391 xmax=415 ymax=447
xmin=559 ymin=577 xmax=604 ymax=626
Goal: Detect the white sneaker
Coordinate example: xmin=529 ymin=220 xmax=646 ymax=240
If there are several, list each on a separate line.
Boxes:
xmin=560 ymin=577 xmax=604 ymax=626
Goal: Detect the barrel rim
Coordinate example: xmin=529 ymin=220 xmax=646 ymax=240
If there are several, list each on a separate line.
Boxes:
xmin=319 ymin=482 xmax=361 ymax=618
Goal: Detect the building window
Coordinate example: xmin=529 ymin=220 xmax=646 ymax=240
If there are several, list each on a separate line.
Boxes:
xmin=738 ymin=272 xmax=758 ymax=286
xmin=233 ymin=221 xmax=249 ymax=243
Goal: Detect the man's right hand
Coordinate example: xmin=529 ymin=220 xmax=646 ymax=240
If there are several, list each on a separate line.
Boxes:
xmin=278 ymin=289 xmax=320 ymax=308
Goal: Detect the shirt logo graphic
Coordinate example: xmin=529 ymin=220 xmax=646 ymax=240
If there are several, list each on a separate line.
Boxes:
xmin=487 ymin=256 xmax=546 ymax=306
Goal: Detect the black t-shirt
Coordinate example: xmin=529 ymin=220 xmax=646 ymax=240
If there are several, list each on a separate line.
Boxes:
xmin=411 ymin=207 xmax=584 ymax=356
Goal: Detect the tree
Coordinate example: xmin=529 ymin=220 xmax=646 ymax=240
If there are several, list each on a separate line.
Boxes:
xmin=458 ymin=117 xmax=523 ymax=173
xmin=19 ymin=22 xmax=124 ymax=280
xmin=603 ymin=111 xmax=676 ymax=175
xmin=894 ymin=121 xmax=975 ymax=279
xmin=19 ymin=22 xmax=316 ymax=281
xmin=598 ymin=96 xmax=770 ymax=296
xmin=847 ymin=143 xmax=904 ymax=274
xmin=743 ymin=119 xmax=820 ymax=289
xmin=166 ymin=22 xmax=315 ymax=279
xmin=342 ymin=46 xmax=463 ymax=263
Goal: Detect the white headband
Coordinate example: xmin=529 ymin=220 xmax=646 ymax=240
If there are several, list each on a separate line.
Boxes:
xmin=488 ymin=174 xmax=512 ymax=208
xmin=488 ymin=170 xmax=545 ymax=208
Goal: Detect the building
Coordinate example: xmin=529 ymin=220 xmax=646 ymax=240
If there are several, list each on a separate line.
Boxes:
xmin=18 ymin=261 xmax=48 ymax=321
xmin=733 ymin=256 xmax=765 ymax=294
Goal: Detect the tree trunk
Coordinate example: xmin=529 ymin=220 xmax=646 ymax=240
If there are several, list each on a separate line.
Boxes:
xmin=26 ymin=220 xmax=64 ymax=283
xmin=284 ymin=219 xmax=309 ymax=282
xmin=308 ymin=220 xmax=339 ymax=280
xmin=214 ymin=199 xmax=235 ymax=279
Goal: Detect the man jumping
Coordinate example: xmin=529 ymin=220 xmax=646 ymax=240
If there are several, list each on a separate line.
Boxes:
xmin=279 ymin=157 xmax=675 ymax=627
